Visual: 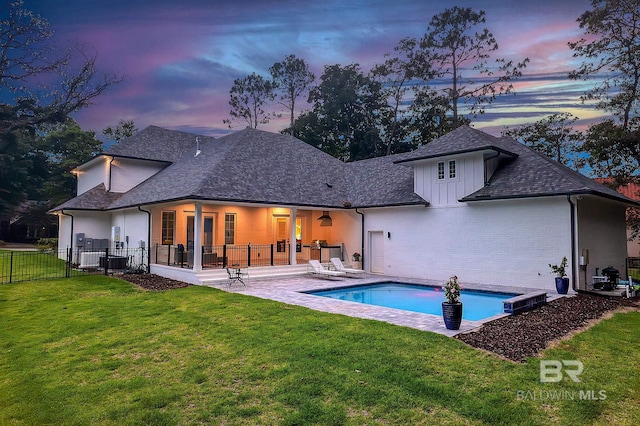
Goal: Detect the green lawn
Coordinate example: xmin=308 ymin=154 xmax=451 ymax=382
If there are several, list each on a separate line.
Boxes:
xmin=0 ymin=249 xmax=69 ymax=283
xmin=1 ymin=276 xmax=638 ymax=425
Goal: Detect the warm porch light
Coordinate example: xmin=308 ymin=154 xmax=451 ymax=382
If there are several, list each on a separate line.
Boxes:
xmin=317 ymin=211 xmax=332 ymax=227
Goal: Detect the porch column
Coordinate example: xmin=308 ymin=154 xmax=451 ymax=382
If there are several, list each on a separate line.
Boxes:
xmin=193 ymin=202 xmax=203 ymax=272
xmin=290 ymin=207 xmax=297 ymax=265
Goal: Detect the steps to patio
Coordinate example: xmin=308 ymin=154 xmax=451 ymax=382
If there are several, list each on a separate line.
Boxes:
xmin=198 ymin=264 xmax=310 ymax=286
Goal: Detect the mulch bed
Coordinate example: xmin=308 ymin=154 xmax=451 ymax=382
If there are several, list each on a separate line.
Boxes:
xmin=119 ymin=273 xmax=192 ymax=291
xmin=118 ymin=274 xmax=639 ymax=362
xmin=456 ymin=294 xmax=639 ymax=362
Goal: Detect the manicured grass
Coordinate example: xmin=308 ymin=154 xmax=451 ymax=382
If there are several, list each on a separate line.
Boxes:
xmin=1 ymin=276 xmax=638 ymax=425
xmin=0 ymin=249 xmax=69 ymax=283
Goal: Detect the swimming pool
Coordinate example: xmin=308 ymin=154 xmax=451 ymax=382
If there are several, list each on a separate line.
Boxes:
xmin=306 ymin=282 xmax=518 ymax=321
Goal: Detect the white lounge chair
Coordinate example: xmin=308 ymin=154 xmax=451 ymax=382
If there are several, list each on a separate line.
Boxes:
xmin=308 ymin=260 xmax=346 ymax=279
xmin=330 ymin=258 xmax=365 ymax=275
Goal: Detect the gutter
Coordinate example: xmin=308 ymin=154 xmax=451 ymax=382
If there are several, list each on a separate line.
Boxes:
xmin=355 ymin=208 xmax=365 ymax=271
xmin=138 ymin=205 xmax=152 ymax=273
xmin=567 ymin=196 xmax=578 ymax=292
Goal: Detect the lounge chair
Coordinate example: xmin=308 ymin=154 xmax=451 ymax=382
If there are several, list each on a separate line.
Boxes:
xmin=308 ymin=260 xmax=346 ymax=279
xmin=330 ymin=258 xmax=365 ymax=275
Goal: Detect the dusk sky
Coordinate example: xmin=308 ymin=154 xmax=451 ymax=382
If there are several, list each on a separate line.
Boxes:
xmin=28 ymin=0 xmax=603 ymax=138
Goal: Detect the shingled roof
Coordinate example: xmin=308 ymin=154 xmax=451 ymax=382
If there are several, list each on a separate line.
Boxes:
xmin=52 ymin=183 xmax=123 ymax=211
xmin=104 ymin=125 xmax=213 ymax=162
xmin=394 ymin=125 xmax=634 ymax=205
xmin=395 ymin=125 xmax=518 ymax=164
xmin=53 ymin=124 xmax=636 ymax=212
xmin=109 ymin=127 xmax=352 ymax=209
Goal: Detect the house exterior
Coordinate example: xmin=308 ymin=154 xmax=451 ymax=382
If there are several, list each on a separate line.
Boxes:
xmin=594 ymin=179 xmax=640 ymax=257
xmin=51 ymin=125 xmax=636 ymax=292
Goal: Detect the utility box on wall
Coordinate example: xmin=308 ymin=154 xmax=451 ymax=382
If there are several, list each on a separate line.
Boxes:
xmin=111 ymin=226 xmax=121 ymax=244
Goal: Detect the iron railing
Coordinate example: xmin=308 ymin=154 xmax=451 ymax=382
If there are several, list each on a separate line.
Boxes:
xmin=153 ymin=243 xmax=343 ymax=269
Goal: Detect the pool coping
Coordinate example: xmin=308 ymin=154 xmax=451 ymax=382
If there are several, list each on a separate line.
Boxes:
xmin=201 ymin=274 xmax=570 ymax=337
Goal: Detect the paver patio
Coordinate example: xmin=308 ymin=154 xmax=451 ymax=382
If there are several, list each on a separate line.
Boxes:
xmin=203 ymin=274 xmax=559 ymax=336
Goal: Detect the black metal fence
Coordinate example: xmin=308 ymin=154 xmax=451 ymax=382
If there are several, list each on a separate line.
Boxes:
xmin=0 ymin=248 xmax=148 ymax=284
xmin=153 ymin=243 xmax=344 ymax=269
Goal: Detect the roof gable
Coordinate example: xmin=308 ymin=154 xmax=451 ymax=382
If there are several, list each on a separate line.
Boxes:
xmin=395 ymin=125 xmax=518 ymax=164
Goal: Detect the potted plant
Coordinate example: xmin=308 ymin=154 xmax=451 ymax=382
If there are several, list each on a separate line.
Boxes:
xmin=549 ymin=256 xmax=569 ymax=294
xmin=442 ymin=275 xmax=463 ymax=330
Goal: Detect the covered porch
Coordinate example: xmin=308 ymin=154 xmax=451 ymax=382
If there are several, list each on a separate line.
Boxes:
xmin=147 ymin=201 xmax=362 ymax=274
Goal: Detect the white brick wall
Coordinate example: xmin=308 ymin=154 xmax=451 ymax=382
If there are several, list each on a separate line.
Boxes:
xmin=363 ymin=197 xmax=572 ymax=290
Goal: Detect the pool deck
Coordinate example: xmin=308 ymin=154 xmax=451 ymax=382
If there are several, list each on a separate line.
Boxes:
xmin=202 ymin=274 xmax=569 ymax=337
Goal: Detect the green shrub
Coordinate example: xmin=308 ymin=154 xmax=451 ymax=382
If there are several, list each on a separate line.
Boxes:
xmin=36 ymin=238 xmax=58 ymax=251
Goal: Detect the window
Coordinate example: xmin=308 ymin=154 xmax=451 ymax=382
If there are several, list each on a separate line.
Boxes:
xmin=449 ymin=160 xmax=456 ymax=179
xmin=224 ymin=213 xmax=236 ymax=245
xmin=437 ymin=162 xmax=445 ymax=180
xmin=161 ymin=211 xmax=175 ymax=244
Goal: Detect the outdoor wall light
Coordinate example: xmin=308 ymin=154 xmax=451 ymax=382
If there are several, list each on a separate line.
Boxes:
xmin=387 ymin=232 xmax=391 ymax=239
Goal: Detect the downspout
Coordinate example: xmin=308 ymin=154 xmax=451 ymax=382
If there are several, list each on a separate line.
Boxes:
xmin=61 ymin=209 xmax=74 ymax=250
xmin=107 ymin=156 xmax=115 ymax=191
xmin=567 ymin=196 xmax=578 ymax=292
xmin=355 ymin=208 xmax=365 ymax=271
xmin=138 ymin=206 xmax=151 ymax=273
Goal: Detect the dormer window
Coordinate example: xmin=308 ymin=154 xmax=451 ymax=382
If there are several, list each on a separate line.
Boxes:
xmin=437 ymin=160 xmax=456 ymax=180
xmin=438 ymin=162 xmax=445 ymax=180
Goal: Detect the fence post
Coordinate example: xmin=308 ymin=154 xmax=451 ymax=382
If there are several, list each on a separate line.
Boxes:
xmin=222 ymin=245 xmax=227 ymax=268
xmin=247 ymin=244 xmax=251 ymax=267
xmin=289 ymin=244 xmax=292 ymax=265
xmin=9 ymin=251 xmax=14 ymax=284
xmin=104 ymin=247 xmax=109 ymax=275
xmin=66 ymin=248 xmax=71 ymax=278
xmin=270 ymin=244 xmax=274 ymax=266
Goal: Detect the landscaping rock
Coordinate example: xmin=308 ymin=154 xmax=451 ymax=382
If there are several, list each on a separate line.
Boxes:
xmin=456 ymin=294 xmax=638 ymax=362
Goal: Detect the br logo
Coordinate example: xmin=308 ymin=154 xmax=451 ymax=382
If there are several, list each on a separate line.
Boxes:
xmin=540 ymin=360 xmax=584 ymax=383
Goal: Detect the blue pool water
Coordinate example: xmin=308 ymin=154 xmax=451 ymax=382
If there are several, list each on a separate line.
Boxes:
xmin=307 ymin=282 xmax=518 ymax=321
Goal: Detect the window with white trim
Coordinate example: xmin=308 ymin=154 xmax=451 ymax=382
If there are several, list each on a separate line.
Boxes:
xmin=449 ymin=160 xmax=456 ymax=179
xmin=437 ymin=162 xmax=445 ymax=180
xmin=161 ymin=211 xmax=175 ymax=245
xmin=224 ymin=213 xmax=236 ymax=245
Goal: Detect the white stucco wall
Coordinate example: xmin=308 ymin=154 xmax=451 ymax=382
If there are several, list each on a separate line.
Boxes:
xmin=111 ymin=209 xmax=150 ymax=250
xmin=77 ymin=157 xmax=109 ymax=195
xmin=110 ymin=159 xmax=167 ymax=193
xmin=363 ymin=197 xmax=572 ymax=290
xmin=577 ymin=196 xmax=628 ymax=290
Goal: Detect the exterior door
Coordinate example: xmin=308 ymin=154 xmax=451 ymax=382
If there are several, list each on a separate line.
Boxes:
xmin=187 ymin=215 xmax=214 ymax=250
xmin=274 ymin=216 xmax=289 ymax=252
xmin=369 ymin=231 xmax=384 ymax=274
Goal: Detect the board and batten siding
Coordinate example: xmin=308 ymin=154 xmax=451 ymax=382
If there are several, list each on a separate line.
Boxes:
xmin=413 ymin=152 xmax=485 ymax=206
xmin=363 ymin=197 xmax=572 ymax=290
